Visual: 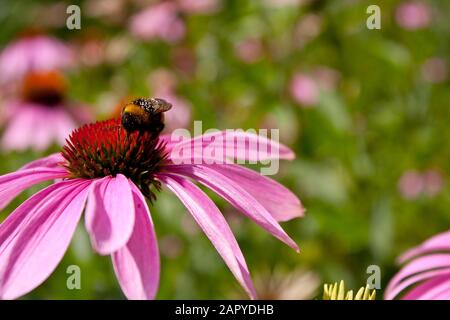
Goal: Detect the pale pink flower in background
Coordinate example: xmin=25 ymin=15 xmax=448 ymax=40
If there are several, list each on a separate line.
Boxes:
xmin=1 ymin=71 xmax=92 ymax=152
xmin=85 ymin=0 xmax=127 ymax=24
xmin=177 ymin=0 xmax=221 ymax=14
xmin=398 ymin=170 xmax=424 ymax=199
xmin=155 ymin=91 xmax=192 ymax=132
xmin=289 ymin=73 xmax=319 ymax=107
xmin=148 ymin=68 xmax=178 ymax=93
xmin=129 ymin=2 xmax=185 ymax=43
xmin=234 ymin=39 xmax=264 ymax=64
xmin=423 ymin=169 xmax=445 ymax=197
xmin=421 ymin=57 xmax=448 ymax=84
xmin=395 ymin=1 xmax=431 ymax=30
xmin=171 ymin=46 xmax=197 ymax=75
xmin=148 ymin=69 xmax=192 ymax=131
xmin=76 ymin=35 xmax=106 ymax=67
xmin=311 ymin=67 xmax=341 ymax=91
xmin=294 ymin=14 xmax=323 ymax=48
xmin=398 ymin=169 xmax=445 ymax=199
xmin=0 ymin=117 xmax=304 ymax=299
xmin=0 ymin=35 xmax=73 ymax=85
xmin=385 ymin=229 xmax=450 ymax=299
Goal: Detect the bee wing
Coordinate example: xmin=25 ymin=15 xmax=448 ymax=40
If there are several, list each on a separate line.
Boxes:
xmin=151 ymin=98 xmax=172 ymax=113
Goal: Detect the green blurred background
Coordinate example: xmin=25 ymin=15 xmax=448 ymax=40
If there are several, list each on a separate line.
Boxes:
xmin=0 ymin=0 xmax=449 ymax=299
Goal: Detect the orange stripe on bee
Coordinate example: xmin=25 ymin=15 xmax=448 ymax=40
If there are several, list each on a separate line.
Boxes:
xmin=122 ymin=104 xmax=148 ymax=117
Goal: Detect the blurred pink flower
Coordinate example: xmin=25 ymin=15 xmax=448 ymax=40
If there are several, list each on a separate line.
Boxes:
xmin=311 ymin=67 xmax=341 ymax=91
xmin=76 ymin=35 xmax=106 ymax=67
xmin=421 ymin=57 xmax=448 ymax=84
xmin=289 ymin=73 xmax=319 ymax=107
xmin=0 ymin=118 xmax=304 ymax=299
xmin=129 ymin=2 xmax=185 ymax=43
xmin=398 ymin=170 xmax=424 ymax=199
xmin=385 ymin=229 xmax=450 ymax=299
xmin=398 ymin=169 xmax=445 ymax=199
xmin=148 ymin=68 xmax=192 ymax=131
xmin=234 ymin=39 xmax=264 ymax=64
xmin=171 ymin=46 xmax=197 ymax=75
xmin=155 ymin=90 xmax=192 ymax=132
xmin=294 ymin=13 xmax=323 ymax=48
xmin=395 ymin=1 xmax=431 ymax=30
xmin=148 ymin=68 xmax=178 ymax=93
xmin=177 ymin=0 xmax=221 ymax=14
xmin=423 ymin=169 xmax=445 ymax=197
xmin=0 ymin=35 xmax=73 ymax=85
xmin=1 ymin=71 xmax=92 ymax=152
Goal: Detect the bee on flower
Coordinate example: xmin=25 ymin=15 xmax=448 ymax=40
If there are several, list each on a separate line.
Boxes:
xmin=0 ymin=98 xmax=304 ymax=300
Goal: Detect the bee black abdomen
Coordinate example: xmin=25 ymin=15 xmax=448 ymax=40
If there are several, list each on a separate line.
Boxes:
xmin=121 ymin=112 xmax=142 ymax=132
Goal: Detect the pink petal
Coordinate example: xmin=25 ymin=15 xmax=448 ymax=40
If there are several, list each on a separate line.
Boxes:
xmin=0 ymin=179 xmax=90 ymax=299
xmin=422 ymin=279 xmax=450 ymax=300
xmin=404 ymin=276 xmax=450 ymax=300
xmin=157 ymin=173 xmax=257 ymax=299
xmin=401 ymin=275 xmax=450 ymax=300
xmin=85 ymin=174 xmax=135 ymax=255
xmin=385 ymin=254 xmax=450 ymax=298
xmin=200 ymin=163 xmax=303 ymax=221
xmin=399 ymin=230 xmax=450 ymax=264
xmin=385 ymin=267 xmax=450 ymax=300
xmin=112 ymin=182 xmax=160 ymax=300
xmin=0 ymin=167 xmax=68 ymax=211
xmin=19 ymin=153 xmax=65 ymax=170
xmin=166 ymin=164 xmax=299 ymax=251
xmin=167 ymin=130 xmax=295 ymax=164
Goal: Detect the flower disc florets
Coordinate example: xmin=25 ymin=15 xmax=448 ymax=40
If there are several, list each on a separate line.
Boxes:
xmin=62 ymin=118 xmax=167 ymax=200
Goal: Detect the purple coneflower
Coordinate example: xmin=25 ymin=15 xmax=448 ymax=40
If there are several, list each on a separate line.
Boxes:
xmin=0 ymin=114 xmax=304 ymax=300
xmin=385 ymin=229 xmax=450 ymax=300
xmin=1 ymin=71 xmax=92 ymax=151
xmin=0 ymin=34 xmax=73 ymax=85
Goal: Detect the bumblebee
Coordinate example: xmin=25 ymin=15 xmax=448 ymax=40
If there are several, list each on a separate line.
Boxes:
xmin=121 ymin=97 xmax=172 ymax=137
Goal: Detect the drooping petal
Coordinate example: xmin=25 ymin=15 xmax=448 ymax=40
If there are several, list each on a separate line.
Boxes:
xmin=402 ymin=277 xmax=450 ymax=300
xmin=166 ymin=164 xmax=299 ymax=251
xmin=85 ymin=174 xmax=135 ymax=255
xmin=401 ymin=275 xmax=450 ymax=300
xmin=385 ymin=268 xmax=450 ymax=300
xmin=167 ymin=130 xmax=295 ymax=164
xmin=385 ymin=254 xmax=450 ymax=300
xmin=417 ymin=278 xmax=450 ymax=300
xmin=19 ymin=153 xmax=65 ymax=170
xmin=398 ymin=230 xmax=450 ymax=264
xmin=112 ymin=182 xmax=160 ymax=300
xmin=0 ymin=167 xmax=68 ymax=211
xmin=0 ymin=179 xmax=90 ymax=300
xmin=173 ymin=163 xmax=303 ymax=222
xmin=157 ymin=173 xmax=257 ymax=299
